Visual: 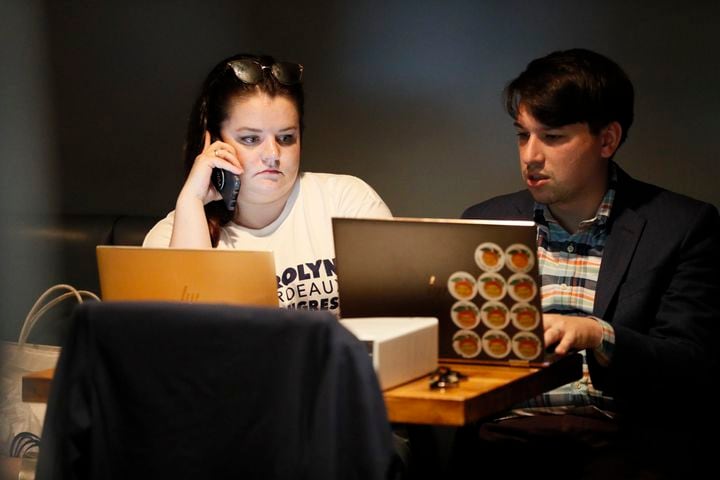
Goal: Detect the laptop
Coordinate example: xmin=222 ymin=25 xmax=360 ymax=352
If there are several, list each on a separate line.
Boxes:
xmin=96 ymin=246 xmax=279 ymax=307
xmin=332 ymin=217 xmax=549 ymax=366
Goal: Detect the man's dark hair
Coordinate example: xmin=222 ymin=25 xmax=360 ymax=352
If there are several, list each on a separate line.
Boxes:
xmin=504 ymin=48 xmax=634 ymax=145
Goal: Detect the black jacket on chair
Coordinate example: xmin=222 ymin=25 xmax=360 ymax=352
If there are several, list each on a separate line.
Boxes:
xmin=36 ymin=302 xmax=395 ymax=480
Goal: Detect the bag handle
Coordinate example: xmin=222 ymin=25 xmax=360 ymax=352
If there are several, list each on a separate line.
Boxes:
xmin=18 ymin=284 xmax=100 ymax=346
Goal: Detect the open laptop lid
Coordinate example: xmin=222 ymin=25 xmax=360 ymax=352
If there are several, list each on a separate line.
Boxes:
xmin=96 ymin=246 xmax=278 ymax=308
xmin=333 ymin=217 xmax=549 ymax=366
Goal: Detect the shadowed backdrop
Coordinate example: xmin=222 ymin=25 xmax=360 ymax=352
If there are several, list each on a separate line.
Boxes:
xmin=2 ymin=0 xmax=718 ymax=340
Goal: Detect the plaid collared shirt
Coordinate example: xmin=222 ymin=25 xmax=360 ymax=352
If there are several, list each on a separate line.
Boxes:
xmin=511 ymin=164 xmax=618 ymax=418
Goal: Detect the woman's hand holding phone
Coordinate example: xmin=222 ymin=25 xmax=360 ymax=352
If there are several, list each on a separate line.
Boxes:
xmin=171 ymin=132 xmax=242 ymax=248
xmin=180 ymin=131 xmax=243 ymax=208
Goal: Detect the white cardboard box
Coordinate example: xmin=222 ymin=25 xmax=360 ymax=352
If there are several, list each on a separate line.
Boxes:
xmin=339 ymin=317 xmax=438 ymax=390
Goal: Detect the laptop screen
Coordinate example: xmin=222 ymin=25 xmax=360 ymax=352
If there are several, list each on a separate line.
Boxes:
xmin=96 ymin=246 xmax=278 ymax=308
xmin=332 ymin=217 xmax=549 ymax=366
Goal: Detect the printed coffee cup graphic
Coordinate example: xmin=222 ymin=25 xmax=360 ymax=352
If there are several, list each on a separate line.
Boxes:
xmin=507 ymin=273 xmax=537 ymax=302
xmin=475 ymin=242 xmax=505 ymax=272
xmin=512 ymin=332 xmax=542 ymax=360
xmin=453 ymin=330 xmax=482 ymax=358
xmin=451 ymin=300 xmax=481 ymax=329
xmin=483 ymin=330 xmax=511 ymax=359
xmin=511 ymin=303 xmax=540 ymax=330
xmin=481 ymin=301 xmax=510 ymax=329
xmin=447 ymin=271 xmax=477 ymax=301
xmin=505 ymin=243 xmax=535 ymax=273
xmin=477 ymin=272 xmax=507 ymax=301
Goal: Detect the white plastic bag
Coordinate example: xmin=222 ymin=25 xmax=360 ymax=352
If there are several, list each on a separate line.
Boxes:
xmin=0 ymin=284 xmax=99 ymax=456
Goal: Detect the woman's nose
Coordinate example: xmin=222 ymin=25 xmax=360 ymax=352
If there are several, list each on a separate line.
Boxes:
xmin=261 ymin=138 xmax=280 ymax=166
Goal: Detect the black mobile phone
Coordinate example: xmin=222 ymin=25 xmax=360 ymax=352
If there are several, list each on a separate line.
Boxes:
xmin=211 ymin=168 xmax=241 ymax=211
xmin=208 ymin=133 xmax=241 ymax=211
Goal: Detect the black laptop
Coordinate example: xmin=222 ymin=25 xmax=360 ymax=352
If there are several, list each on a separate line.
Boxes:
xmin=333 ymin=217 xmax=550 ymax=366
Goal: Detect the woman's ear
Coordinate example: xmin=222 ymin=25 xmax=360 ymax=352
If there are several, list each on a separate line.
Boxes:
xmin=600 ymin=121 xmax=622 ymax=158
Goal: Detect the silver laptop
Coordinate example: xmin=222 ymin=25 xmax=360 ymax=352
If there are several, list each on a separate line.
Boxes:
xmin=332 ymin=217 xmax=549 ymax=366
xmin=96 ymin=246 xmax=279 ymax=308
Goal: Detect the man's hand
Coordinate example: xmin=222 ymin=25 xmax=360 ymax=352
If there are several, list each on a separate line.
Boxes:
xmin=543 ymin=313 xmax=603 ymax=356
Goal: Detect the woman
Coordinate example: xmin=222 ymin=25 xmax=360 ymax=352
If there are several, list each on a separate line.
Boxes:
xmin=144 ymin=53 xmax=392 ymax=315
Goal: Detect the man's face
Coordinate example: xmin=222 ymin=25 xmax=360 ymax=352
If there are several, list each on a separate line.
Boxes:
xmin=514 ymin=105 xmax=616 ymax=214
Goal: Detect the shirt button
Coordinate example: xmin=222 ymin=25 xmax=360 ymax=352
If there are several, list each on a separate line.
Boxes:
xmin=566 ymin=244 xmax=575 ymax=253
xmin=561 ymin=283 xmax=569 ymax=290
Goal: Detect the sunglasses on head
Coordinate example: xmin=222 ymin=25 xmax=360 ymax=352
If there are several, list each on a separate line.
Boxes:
xmin=227 ymin=59 xmax=304 ymax=86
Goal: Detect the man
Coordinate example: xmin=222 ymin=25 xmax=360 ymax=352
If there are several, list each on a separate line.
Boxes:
xmin=460 ymin=49 xmax=719 ymax=478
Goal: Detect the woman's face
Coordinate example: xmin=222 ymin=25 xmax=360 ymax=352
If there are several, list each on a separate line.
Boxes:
xmin=219 ymin=93 xmax=301 ymax=207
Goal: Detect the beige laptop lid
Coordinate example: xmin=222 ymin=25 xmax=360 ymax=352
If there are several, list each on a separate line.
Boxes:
xmin=96 ymin=246 xmax=278 ymax=307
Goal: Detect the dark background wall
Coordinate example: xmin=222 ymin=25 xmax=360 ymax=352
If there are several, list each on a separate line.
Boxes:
xmin=2 ymin=0 xmax=719 ymax=339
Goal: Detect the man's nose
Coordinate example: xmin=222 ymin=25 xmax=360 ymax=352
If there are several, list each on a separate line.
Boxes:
xmin=521 ymin=135 xmax=544 ymax=166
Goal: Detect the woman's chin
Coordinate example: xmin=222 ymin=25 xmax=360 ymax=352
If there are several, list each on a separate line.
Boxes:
xmin=241 ymin=183 xmax=293 ymax=204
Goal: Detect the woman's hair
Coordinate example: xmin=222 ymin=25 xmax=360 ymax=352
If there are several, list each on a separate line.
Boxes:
xmin=183 ymin=53 xmax=305 ymax=246
xmin=503 ymin=48 xmax=634 ymax=146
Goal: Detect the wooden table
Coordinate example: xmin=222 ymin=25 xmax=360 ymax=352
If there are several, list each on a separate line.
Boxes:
xmin=23 ymin=354 xmax=582 ymax=427
xmin=384 ymin=353 xmax=583 ymax=426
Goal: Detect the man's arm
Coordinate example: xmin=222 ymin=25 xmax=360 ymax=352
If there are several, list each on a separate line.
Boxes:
xmin=589 ymin=201 xmax=720 ymax=413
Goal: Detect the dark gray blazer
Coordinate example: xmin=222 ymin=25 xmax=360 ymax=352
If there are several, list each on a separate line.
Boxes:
xmin=462 ymin=167 xmax=720 ymax=428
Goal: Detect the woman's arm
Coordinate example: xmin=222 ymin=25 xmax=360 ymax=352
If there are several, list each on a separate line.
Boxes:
xmin=170 ymin=132 xmax=243 ymax=248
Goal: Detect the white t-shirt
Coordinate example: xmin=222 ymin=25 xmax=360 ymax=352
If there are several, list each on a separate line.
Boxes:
xmin=143 ymin=172 xmax=392 ymax=316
